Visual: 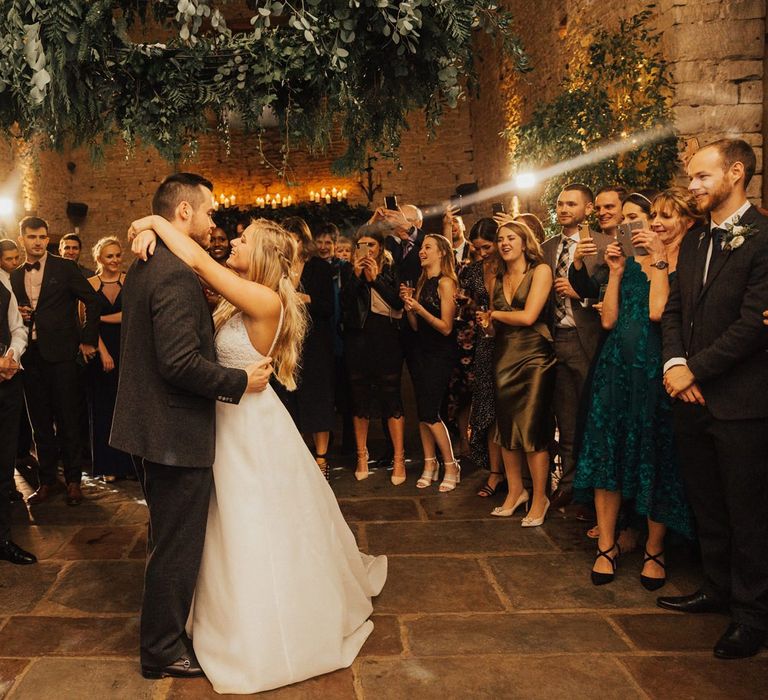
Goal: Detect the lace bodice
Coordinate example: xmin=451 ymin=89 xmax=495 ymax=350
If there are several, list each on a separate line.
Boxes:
xmin=215 ymin=311 xmax=283 ymax=370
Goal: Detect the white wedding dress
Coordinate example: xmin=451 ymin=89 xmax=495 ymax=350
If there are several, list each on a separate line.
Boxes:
xmin=186 ymin=311 xmax=387 ymax=695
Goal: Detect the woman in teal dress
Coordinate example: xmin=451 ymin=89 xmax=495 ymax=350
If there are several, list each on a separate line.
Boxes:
xmin=575 ymin=189 xmax=702 ymax=589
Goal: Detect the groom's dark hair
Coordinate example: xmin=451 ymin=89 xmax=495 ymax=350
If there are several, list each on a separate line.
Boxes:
xmin=152 ymin=173 xmax=214 ymax=220
xmin=705 ymin=138 xmax=756 ymax=188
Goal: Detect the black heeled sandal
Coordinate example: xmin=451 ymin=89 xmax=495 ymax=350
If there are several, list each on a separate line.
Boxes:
xmin=640 ymin=550 xmax=666 ymax=591
xmin=591 ymin=542 xmax=620 ymax=586
xmin=315 ymin=453 xmax=330 ymax=481
xmin=476 ymin=471 xmax=507 ymax=498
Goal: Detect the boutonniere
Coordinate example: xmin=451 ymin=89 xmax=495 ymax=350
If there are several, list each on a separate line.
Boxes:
xmin=722 ymin=217 xmax=759 ymax=251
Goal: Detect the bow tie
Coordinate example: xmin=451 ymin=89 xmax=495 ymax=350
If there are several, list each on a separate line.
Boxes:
xmin=24 ymin=261 xmax=41 ymax=272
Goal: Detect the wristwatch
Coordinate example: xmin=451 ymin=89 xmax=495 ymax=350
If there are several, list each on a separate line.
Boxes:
xmin=650 ymin=260 xmax=669 ymax=270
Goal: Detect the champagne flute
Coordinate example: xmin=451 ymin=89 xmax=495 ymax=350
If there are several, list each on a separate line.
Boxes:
xmin=477 ymin=304 xmax=494 ymax=338
xmin=401 ymin=279 xmax=415 ymax=299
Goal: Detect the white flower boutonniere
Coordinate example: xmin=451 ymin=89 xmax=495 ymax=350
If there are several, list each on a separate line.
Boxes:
xmin=722 ymin=218 xmax=759 ymax=251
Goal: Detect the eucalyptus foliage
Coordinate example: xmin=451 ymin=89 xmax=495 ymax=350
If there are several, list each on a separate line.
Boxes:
xmin=0 ymin=0 xmax=529 ymax=172
xmin=510 ymin=10 xmax=678 ymax=222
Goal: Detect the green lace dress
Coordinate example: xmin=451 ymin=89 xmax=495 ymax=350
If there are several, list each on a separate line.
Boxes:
xmin=574 ymin=258 xmax=694 ymax=538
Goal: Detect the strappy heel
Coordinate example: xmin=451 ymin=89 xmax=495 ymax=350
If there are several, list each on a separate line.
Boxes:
xmin=315 ymin=453 xmax=330 ymax=481
xmin=640 ymin=550 xmax=666 ymax=591
xmin=416 ymin=457 xmax=439 ymax=489
xmin=391 ymin=453 xmax=407 ymax=486
xmin=438 ymin=460 xmax=461 ymax=493
xmin=354 ymin=450 xmax=369 ymax=481
xmin=477 ymin=471 xmax=506 ymax=498
xmin=591 ymin=542 xmax=620 ymax=586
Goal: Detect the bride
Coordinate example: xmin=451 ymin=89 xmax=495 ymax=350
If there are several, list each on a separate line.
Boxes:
xmin=129 ymin=214 xmax=387 ymax=695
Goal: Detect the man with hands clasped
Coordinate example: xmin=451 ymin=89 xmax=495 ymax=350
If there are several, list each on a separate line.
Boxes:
xmin=658 ymin=139 xmax=768 ymax=660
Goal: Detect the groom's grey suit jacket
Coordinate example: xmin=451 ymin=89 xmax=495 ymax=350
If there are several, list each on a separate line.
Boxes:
xmin=110 ymin=242 xmax=247 ymax=467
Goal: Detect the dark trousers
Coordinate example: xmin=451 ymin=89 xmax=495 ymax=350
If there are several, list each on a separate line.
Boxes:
xmin=552 ymin=328 xmax=591 ymax=490
xmin=135 ymin=457 xmax=212 ymax=667
xmin=673 ymin=403 xmax=768 ymax=631
xmin=21 ymin=344 xmax=82 ymax=485
xmin=0 ymin=375 xmax=23 ymax=541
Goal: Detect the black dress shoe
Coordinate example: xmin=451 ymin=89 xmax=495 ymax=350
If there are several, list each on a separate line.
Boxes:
xmin=657 ymin=589 xmax=728 ymax=614
xmin=141 ymin=652 xmax=204 ymax=679
xmin=0 ymin=540 xmax=37 ymax=565
xmin=713 ymin=622 xmax=766 ymax=659
xmin=549 ymin=486 xmax=573 ymax=510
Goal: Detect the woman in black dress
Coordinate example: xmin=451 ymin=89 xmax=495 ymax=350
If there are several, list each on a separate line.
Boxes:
xmin=340 ymin=225 xmax=406 ymax=484
xmin=403 ymin=234 xmax=460 ymax=492
xmin=280 ymin=217 xmax=336 ymax=478
xmin=461 ymin=219 xmax=505 ymax=496
xmin=85 ymin=237 xmax=133 ymax=481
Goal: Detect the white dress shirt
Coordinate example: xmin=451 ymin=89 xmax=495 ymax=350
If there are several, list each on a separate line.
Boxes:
xmin=0 ymin=268 xmax=29 ymax=362
xmin=663 ymin=199 xmax=751 ymax=374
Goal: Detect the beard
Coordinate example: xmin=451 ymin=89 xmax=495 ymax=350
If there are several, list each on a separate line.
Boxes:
xmin=696 ymin=179 xmax=731 ymax=214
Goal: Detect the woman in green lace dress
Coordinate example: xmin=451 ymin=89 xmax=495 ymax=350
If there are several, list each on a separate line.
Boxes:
xmin=575 ymin=189 xmax=703 ymax=589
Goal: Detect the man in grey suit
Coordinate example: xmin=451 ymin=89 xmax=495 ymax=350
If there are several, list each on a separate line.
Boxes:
xmin=541 ymin=184 xmax=612 ymax=507
xmin=111 ymin=173 xmax=272 ymax=680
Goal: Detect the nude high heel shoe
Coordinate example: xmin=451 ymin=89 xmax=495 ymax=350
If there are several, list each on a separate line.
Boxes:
xmin=491 ymin=489 xmax=530 ymax=517
xmin=521 ymin=498 xmax=551 ymax=527
xmin=391 ymin=453 xmax=407 ymax=486
xmin=354 ymin=450 xmax=370 ymax=481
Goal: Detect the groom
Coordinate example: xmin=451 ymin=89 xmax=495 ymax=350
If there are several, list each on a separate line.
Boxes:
xmin=111 ymin=173 xmax=273 ymax=679
xmin=659 ymin=139 xmax=768 ymax=659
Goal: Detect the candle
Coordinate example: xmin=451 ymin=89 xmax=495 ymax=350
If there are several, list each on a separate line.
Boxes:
xmin=230 ymin=194 xmax=236 ymax=205
xmin=331 ymin=187 xmax=338 ymax=197
xmin=336 ymin=192 xmax=343 ymax=202
xmin=257 ymin=197 xmax=265 ymax=208
xmin=275 ymin=193 xmax=282 ymax=204
xmin=213 ymin=199 xmax=219 ymax=210
xmin=341 ymin=188 xmax=348 ymax=199
xmin=272 ymin=199 xmax=277 ymax=209
xmin=309 ymin=190 xmax=315 ymax=202
xmin=219 ymin=193 xmax=225 ymax=203
xmin=325 ymin=194 xmax=331 ymax=204
xmin=320 ymin=188 xmax=327 ymax=197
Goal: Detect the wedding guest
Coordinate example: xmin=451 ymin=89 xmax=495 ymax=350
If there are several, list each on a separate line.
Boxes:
xmin=85 ymin=237 xmax=133 ymax=481
xmin=279 ymin=216 xmax=335 ymax=478
xmin=403 ymin=234 xmax=460 ymax=492
xmin=340 ymin=225 xmax=406 ymax=483
xmin=202 ymin=226 xmax=230 ymax=310
xmin=0 ymin=273 xmax=35 ymax=565
xmin=335 ymin=236 xmax=353 ymax=262
xmin=477 ymin=219 xmax=555 ymax=526
xmin=462 ymin=218 xmax=504 ymax=495
xmin=659 ymin=139 xmax=768 ymax=659
xmin=315 ymin=223 xmax=339 ymax=262
xmin=59 ymin=233 xmax=94 ymax=277
xmin=378 ymin=203 xmax=426 ymax=285
xmin=515 ymin=213 xmax=546 ymax=244
xmin=443 ymin=206 xmax=470 ymax=265
xmin=11 ymin=217 xmax=101 ymax=506
xmin=0 ymin=240 xmax=20 ymax=274
xmin=575 ymin=188 xmax=699 ymax=589
xmin=542 ymin=184 xmax=610 ymax=509
xmin=594 ymin=186 xmax=627 ymax=238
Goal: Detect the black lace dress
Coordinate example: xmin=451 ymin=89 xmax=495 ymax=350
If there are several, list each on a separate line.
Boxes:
xmin=411 ymin=275 xmax=459 ymax=424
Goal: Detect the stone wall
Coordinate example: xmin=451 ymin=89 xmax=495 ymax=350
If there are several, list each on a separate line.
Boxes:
xmin=470 ymin=0 xmax=767 ymax=213
xmin=0 ymin=101 xmax=475 ymax=263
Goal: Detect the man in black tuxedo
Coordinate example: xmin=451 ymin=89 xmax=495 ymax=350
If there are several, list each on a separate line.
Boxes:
xmin=541 ymin=184 xmax=611 ymax=507
xmin=110 ymin=173 xmax=272 ymax=680
xmin=59 ymin=233 xmax=95 ymax=277
xmin=0 ymin=271 xmax=36 ymax=565
xmin=658 ymin=139 xmax=768 ymax=659
xmin=10 ymin=217 xmax=102 ymax=506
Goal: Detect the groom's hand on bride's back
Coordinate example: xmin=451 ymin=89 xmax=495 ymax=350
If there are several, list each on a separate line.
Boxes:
xmin=245 ymin=357 xmax=273 ymax=393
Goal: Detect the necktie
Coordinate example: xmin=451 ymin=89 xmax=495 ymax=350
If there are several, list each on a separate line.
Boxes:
xmin=401 ymin=238 xmax=413 ymax=258
xmin=704 ymin=227 xmax=727 ymax=285
xmin=24 ymin=261 xmax=40 ymax=272
xmin=554 ymin=238 xmax=570 ymax=324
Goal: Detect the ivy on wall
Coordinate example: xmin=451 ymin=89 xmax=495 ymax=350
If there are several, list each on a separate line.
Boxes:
xmin=509 ymin=10 xmax=679 ymax=224
xmin=0 ymin=0 xmax=529 ymax=173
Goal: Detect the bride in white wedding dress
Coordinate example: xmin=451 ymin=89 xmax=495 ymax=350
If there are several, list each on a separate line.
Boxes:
xmin=129 ymin=214 xmax=386 ymax=695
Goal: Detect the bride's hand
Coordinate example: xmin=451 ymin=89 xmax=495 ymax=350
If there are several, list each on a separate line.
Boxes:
xmin=127 ymin=215 xmax=158 ymax=242
xmin=131 ymin=230 xmax=158 ymax=261
xmin=245 ymin=357 xmax=273 ymax=393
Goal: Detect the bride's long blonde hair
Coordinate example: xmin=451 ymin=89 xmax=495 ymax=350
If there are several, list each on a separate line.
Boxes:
xmin=212 ymin=219 xmax=308 ymax=390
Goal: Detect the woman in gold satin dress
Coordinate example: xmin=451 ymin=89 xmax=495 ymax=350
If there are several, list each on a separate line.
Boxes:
xmin=477 ymin=219 xmax=556 ymax=526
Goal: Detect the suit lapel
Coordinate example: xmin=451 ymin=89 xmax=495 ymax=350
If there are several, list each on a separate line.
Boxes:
xmin=37 ymin=256 xmax=55 ymax=308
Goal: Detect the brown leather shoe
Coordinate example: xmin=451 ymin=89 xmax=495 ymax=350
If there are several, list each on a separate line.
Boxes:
xmin=549 ymin=487 xmax=573 ymax=510
xmin=65 ymin=483 xmax=83 ymax=506
xmin=26 ymin=484 xmax=52 ymax=505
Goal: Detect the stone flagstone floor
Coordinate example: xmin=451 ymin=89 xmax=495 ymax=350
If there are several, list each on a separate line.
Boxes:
xmin=1 ymin=459 xmax=767 ymax=699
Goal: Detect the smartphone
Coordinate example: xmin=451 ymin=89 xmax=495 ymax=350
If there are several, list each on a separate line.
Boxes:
xmin=578 ymin=222 xmax=591 ymax=238
xmin=598 ymin=284 xmax=608 ymax=302
xmin=491 ymin=202 xmax=505 ymax=215
xmin=617 ymin=220 xmax=647 ymax=256
xmin=450 ymin=195 xmax=463 ymax=215
xmin=385 ymin=195 xmax=398 ymax=211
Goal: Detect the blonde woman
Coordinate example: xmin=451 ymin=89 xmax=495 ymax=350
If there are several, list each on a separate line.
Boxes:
xmin=402 ymin=233 xmax=461 ymax=492
xmin=84 ymin=237 xmax=133 ymax=481
xmin=129 ymin=215 xmax=387 ymax=695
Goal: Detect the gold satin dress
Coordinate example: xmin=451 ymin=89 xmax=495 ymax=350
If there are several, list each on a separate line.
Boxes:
xmin=492 ymin=265 xmax=556 ymax=452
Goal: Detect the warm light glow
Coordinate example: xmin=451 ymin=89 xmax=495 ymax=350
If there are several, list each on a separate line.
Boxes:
xmin=0 ymin=197 xmax=14 ymax=218
xmin=514 ymin=172 xmax=537 ymax=190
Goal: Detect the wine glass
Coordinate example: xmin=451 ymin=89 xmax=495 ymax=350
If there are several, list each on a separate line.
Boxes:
xmin=477 ymin=304 xmax=495 ymax=338
xmin=454 ymin=287 xmax=470 ymax=320
xmin=401 ymin=279 xmax=415 ymax=299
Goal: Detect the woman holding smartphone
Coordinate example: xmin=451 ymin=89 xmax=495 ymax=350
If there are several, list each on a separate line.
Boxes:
xmin=402 ymin=234 xmax=461 ymax=492
xmin=574 ymin=189 xmax=700 ymax=588
xmin=340 ymin=226 xmax=406 ymax=483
